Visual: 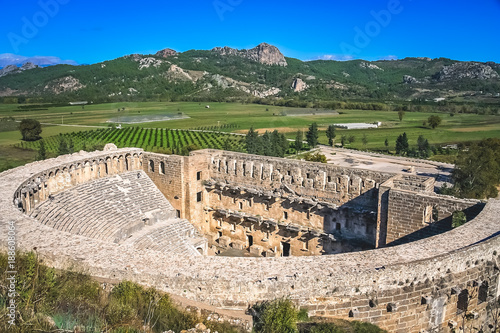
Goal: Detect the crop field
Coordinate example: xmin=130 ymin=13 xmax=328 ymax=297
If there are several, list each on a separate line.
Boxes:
xmin=17 ymin=128 xmax=246 ymax=154
xmin=0 ymin=101 xmax=499 ymax=171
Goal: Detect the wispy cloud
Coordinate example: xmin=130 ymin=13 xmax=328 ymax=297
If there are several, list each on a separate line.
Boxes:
xmin=0 ymin=54 xmax=78 ymax=67
xmin=379 ymin=55 xmax=398 ymax=61
xmin=307 ymin=54 xmax=356 ymax=62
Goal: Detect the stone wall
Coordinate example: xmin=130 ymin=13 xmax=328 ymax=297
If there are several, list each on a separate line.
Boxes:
xmin=2 ymin=148 xmax=499 ymax=332
xmin=384 ymin=188 xmax=484 ymax=246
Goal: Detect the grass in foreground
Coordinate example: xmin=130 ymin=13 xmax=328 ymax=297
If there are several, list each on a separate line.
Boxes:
xmin=0 ymin=251 xmax=242 ymax=333
xmin=1 ymin=252 xmax=386 ymax=333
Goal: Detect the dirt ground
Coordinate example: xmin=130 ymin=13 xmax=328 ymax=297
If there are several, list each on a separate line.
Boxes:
xmin=317 ymin=146 xmax=453 ymax=188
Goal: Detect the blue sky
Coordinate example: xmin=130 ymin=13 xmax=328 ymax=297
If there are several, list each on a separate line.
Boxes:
xmin=0 ymin=0 xmax=499 ymax=66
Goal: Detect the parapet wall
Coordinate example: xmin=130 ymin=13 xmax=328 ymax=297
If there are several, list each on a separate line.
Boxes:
xmin=1 ymin=148 xmax=499 ymax=333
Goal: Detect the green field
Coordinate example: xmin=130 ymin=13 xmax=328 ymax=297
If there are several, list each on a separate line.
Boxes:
xmin=1 ymin=101 xmax=499 ymax=171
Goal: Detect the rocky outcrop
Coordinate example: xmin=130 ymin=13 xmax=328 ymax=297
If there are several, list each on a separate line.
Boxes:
xmin=360 ymin=62 xmax=383 ymax=70
xmin=166 ymin=64 xmax=193 ymax=81
xmin=403 ymin=75 xmax=420 ymax=84
xmin=20 ymin=62 xmax=37 ymax=70
xmin=436 ymin=62 xmax=499 ymax=81
xmin=292 ymin=78 xmax=308 ymax=92
xmin=0 ymin=65 xmax=18 ymax=77
xmin=155 ymin=48 xmax=178 ymax=58
xmin=44 ymin=76 xmax=85 ymax=94
xmin=138 ymin=57 xmax=164 ymax=70
xmin=0 ymin=62 xmax=38 ymax=77
xmin=212 ymin=43 xmax=287 ymax=66
xmin=252 ymin=87 xmax=281 ymax=98
xmin=209 ymin=74 xmax=280 ymax=97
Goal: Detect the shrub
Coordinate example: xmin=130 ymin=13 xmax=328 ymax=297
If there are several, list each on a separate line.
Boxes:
xmin=304 ymin=152 xmax=327 ymax=163
xmin=252 ymin=299 xmax=298 ymax=333
xmin=452 ymin=211 xmax=467 ymax=228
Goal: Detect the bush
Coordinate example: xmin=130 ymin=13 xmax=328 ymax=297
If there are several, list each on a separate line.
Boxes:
xmin=304 ymin=152 xmax=327 ymax=163
xmin=252 ymin=299 xmax=298 ymax=333
xmin=297 ymin=308 xmax=309 ymax=322
xmin=452 ymin=211 xmax=467 ymax=228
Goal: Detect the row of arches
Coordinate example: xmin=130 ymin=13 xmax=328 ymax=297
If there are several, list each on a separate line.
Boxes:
xmin=16 ymin=152 xmax=143 ymax=214
xmin=148 ymin=160 xmax=166 ymax=175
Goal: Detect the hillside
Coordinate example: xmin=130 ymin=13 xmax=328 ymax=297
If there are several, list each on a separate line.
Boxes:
xmin=0 ymin=43 xmax=499 ymax=103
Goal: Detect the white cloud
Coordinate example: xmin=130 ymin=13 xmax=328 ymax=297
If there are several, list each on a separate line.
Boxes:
xmin=0 ymin=53 xmax=78 ymax=67
xmin=307 ymin=54 xmax=356 ymax=62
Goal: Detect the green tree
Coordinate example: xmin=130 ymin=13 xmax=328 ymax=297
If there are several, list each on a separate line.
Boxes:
xmin=347 ymin=135 xmax=356 ymax=144
xmin=19 ymin=119 xmax=42 ymax=141
xmin=245 ymin=126 xmax=259 ymax=154
xmin=398 ymin=110 xmax=405 ymax=122
xmin=57 ymin=135 xmax=69 ymax=156
xmin=36 ymin=140 xmax=47 ymax=161
xmin=252 ymin=299 xmax=298 ymax=333
xmin=306 ymin=122 xmax=319 ymax=148
xmin=452 ymin=138 xmax=500 ymax=198
xmin=417 ymin=135 xmax=430 ymax=158
xmin=294 ymin=130 xmax=303 ymax=153
xmin=362 ymin=133 xmax=368 ymax=147
xmin=427 ymin=115 xmax=442 ymax=129
xmin=326 ymin=125 xmax=336 ymax=146
xmin=384 ymin=138 xmax=389 ymax=152
xmin=68 ymin=137 xmax=75 ymax=154
xmin=395 ymin=132 xmax=409 ymax=155
xmin=340 ymin=135 xmax=347 ymax=147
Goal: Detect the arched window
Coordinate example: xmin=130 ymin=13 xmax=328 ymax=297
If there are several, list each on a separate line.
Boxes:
xmin=149 ymin=160 xmax=155 ymax=173
xmin=160 ymin=162 xmax=165 ymax=175
xmin=125 ymin=156 xmax=129 ymax=171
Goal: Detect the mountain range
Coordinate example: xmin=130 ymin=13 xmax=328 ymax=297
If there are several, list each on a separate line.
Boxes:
xmin=1 ymin=43 xmax=499 ymax=103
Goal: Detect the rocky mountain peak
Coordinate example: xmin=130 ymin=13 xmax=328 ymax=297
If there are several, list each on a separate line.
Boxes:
xmin=436 ymin=62 xmax=499 ymax=81
xmin=155 ymin=48 xmax=178 ymax=58
xmin=20 ymin=62 xmax=37 ymax=70
xmin=212 ymin=43 xmax=287 ymax=67
xmin=0 ymin=62 xmax=38 ymax=77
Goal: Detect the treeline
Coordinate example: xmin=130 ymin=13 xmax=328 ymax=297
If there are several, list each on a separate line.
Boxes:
xmin=245 ymin=127 xmax=289 ymax=157
xmin=2 ymin=95 xmax=499 ymax=115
